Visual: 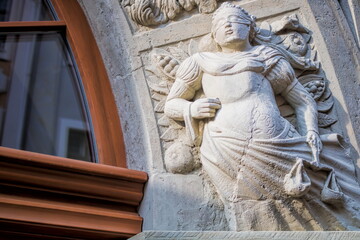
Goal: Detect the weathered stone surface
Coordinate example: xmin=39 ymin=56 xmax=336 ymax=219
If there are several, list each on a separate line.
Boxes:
xmin=160 ymin=3 xmax=360 ymax=230
xmin=130 ymin=231 xmax=360 ymax=240
xmin=78 ymin=0 xmax=164 ymax=173
xmin=139 ymin=173 xmax=228 ymax=230
xmin=339 ymin=0 xmax=360 ymax=47
xmin=78 ymin=0 xmax=360 ymax=232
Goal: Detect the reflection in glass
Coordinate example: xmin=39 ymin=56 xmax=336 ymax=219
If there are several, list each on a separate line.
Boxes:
xmin=0 ymin=0 xmax=53 ymax=22
xmin=0 ymin=32 xmax=95 ymax=162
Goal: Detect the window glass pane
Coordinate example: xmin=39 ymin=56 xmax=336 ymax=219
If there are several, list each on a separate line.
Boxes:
xmin=0 ymin=0 xmax=53 ymax=22
xmin=0 ymin=32 xmax=95 ymax=162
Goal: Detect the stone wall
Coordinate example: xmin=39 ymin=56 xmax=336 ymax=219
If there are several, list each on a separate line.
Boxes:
xmin=78 ymin=0 xmax=360 ymax=231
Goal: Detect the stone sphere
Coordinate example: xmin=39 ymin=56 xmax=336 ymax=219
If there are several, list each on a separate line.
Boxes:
xmin=164 ymin=142 xmax=194 ymax=174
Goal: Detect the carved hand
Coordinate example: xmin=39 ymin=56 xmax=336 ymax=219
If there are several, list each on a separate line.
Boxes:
xmin=306 ymin=130 xmax=322 ymax=151
xmin=306 ymin=130 xmax=322 ymax=165
xmin=190 ymin=98 xmax=221 ymax=119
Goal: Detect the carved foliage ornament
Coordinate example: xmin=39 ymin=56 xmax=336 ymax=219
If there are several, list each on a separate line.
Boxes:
xmin=120 ymin=0 xmax=221 ymax=26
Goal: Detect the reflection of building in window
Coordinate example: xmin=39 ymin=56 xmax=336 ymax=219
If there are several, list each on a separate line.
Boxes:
xmin=67 ymin=128 xmax=91 ymax=161
xmin=57 ymin=118 xmax=91 ymax=161
xmin=0 ymin=0 xmax=95 ymax=162
xmin=0 ymin=0 xmax=10 ymax=22
xmin=0 ymin=0 xmax=10 ymax=50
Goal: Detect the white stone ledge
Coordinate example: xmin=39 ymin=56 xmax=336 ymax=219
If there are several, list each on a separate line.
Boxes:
xmin=130 ymin=231 xmax=360 ymax=240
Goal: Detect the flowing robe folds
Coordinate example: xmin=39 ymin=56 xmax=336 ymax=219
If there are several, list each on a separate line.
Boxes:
xmin=165 ymin=46 xmax=360 ymax=230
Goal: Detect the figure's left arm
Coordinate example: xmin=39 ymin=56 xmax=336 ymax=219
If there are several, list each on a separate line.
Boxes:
xmin=278 ymin=60 xmax=322 ymax=153
xmin=283 ymin=81 xmax=322 ymax=152
xmin=266 ymin=57 xmax=322 ymax=153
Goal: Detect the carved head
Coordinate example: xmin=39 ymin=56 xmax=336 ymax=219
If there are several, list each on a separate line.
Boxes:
xmin=211 ymin=3 xmax=257 ymax=49
xmin=282 ymin=32 xmax=308 ymax=56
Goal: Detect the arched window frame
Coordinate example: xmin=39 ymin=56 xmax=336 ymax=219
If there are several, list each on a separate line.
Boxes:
xmin=51 ymin=0 xmax=127 ymax=167
xmin=0 ymin=1 xmax=147 ymax=239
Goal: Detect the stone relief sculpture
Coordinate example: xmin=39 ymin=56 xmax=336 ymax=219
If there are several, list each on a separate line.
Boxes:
xmin=146 ymin=3 xmax=360 ymax=231
xmin=120 ymin=0 xmax=221 ymax=26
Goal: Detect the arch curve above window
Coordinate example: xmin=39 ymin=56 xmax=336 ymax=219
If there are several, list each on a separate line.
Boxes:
xmin=51 ymin=0 xmax=128 ymax=167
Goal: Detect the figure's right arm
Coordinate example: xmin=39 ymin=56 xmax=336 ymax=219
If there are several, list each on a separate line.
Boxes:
xmin=165 ymin=56 xmax=221 ymax=121
xmin=165 ymin=85 xmax=198 ymax=121
xmin=164 ymin=56 xmax=202 ymax=121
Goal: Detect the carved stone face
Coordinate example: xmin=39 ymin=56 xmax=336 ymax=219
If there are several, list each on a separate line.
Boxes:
xmin=283 ymin=32 xmax=308 ymax=56
xmin=212 ymin=9 xmax=251 ymax=48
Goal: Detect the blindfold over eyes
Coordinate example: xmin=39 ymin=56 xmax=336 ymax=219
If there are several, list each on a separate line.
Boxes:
xmin=212 ymin=15 xmax=252 ymax=33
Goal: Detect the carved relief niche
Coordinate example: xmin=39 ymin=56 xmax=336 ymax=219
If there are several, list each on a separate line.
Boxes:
xmin=120 ymin=0 xmax=360 ymax=231
xmin=142 ymin=6 xmax=342 ymax=175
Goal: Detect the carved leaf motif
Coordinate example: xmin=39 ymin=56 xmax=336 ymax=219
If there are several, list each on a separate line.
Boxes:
xmin=188 ymin=39 xmax=199 ymax=55
xmin=298 ymin=74 xmax=321 ymax=84
xmin=168 ymin=46 xmax=189 ymax=62
xmin=178 ymin=0 xmax=195 ymax=11
xmin=319 ymin=87 xmax=332 ymax=101
xmin=147 ymin=80 xmax=170 ymax=95
xmin=160 ymin=127 xmax=179 ymax=141
xmin=151 ymin=48 xmax=172 ymax=56
xmin=152 ymin=92 xmax=165 ymax=101
xmin=196 ymin=0 xmax=218 ymax=13
xmin=154 ymin=99 xmax=166 ymax=113
xmin=161 ymin=0 xmax=182 ymax=20
xmin=123 ymin=0 xmax=159 ymax=26
xmin=170 ymin=120 xmax=184 ymax=130
xmin=146 ymin=74 xmax=161 ymax=85
xmin=311 ymin=49 xmax=318 ymax=62
xmin=317 ymin=97 xmax=334 ymax=113
xmin=318 ymin=112 xmax=337 ymax=128
xmin=120 ymin=0 xmax=219 ymax=26
xmin=271 ymin=14 xmax=308 ymax=34
xmin=158 ymin=115 xmax=171 ymax=127
xmin=145 ymin=66 xmax=158 ymax=76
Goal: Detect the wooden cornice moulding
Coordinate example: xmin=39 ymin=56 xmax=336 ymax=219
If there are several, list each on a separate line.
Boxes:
xmin=0 ymin=197 xmax=140 ymax=238
xmin=0 ymin=147 xmax=147 ymax=205
xmin=0 ymin=147 xmax=147 ymax=238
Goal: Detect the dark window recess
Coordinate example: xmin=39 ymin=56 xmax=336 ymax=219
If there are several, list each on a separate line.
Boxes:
xmin=0 ymin=0 xmax=53 ymax=22
xmin=0 ymin=0 xmax=11 ymax=22
xmin=67 ymin=128 xmax=91 ymax=161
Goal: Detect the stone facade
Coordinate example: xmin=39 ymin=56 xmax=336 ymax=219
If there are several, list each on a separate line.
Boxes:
xmin=78 ymin=0 xmax=360 ymax=232
xmin=131 ymin=231 xmax=360 ymax=240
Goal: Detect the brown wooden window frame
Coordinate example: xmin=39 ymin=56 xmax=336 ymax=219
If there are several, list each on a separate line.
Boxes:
xmin=0 ymin=0 xmax=147 ymax=239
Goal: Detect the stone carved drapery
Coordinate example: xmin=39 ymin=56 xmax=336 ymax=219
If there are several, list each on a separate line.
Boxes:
xmin=142 ymin=3 xmax=360 ymax=231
